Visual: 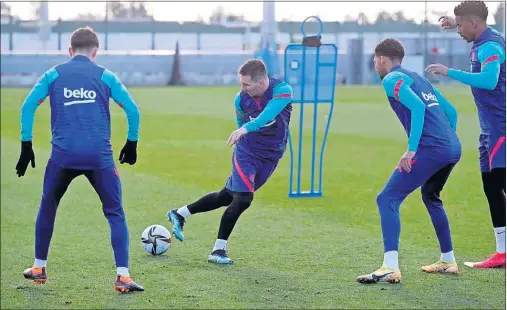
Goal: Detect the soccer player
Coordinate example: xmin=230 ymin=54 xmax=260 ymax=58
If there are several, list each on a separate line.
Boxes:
xmin=426 ymin=0 xmax=506 ymax=269
xmin=357 ymin=39 xmax=462 ymax=284
xmin=166 ymin=59 xmax=293 ymax=265
xmin=17 ymin=27 xmax=144 ymax=293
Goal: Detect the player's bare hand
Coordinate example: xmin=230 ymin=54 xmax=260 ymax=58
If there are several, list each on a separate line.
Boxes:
xmin=425 ymin=64 xmax=449 ymax=76
xmin=227 ymin=127 xmax=248 ymax=146
xmin=397 ymin=151 xmax=416 ymax=173
xmin=438 ymin=16 xmax=457 ymax=30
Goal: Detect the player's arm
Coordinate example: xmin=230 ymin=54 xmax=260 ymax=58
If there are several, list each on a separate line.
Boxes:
xmin=20 ymin=67 xmax=59 ymax=141
xmin=432 ymin=86 xmax=458 ymax=130
xmin=448 ymin=41 xmax=505 ymax=91
xmin=243 ymin=82 xmax=293 ymax=132
xmin=234 ymin=92 xmax=246 ymax=128
xmin=101 ymin=69 xmax=140 ymax=142
xmin=383 ymin=72 xmax=426 ymax=152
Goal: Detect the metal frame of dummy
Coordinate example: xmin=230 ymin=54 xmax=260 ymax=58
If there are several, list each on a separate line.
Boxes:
xmin=284 ymin=16 xmax=337 ymax=198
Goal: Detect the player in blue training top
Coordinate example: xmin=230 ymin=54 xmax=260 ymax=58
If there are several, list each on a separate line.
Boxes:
xmin=426 ymin=0 xmax=506 ymax=269
xmin=16 ymin=27 xmax=144 ymax=293
xmin=166 ymin=59 xmax=292 ymax=265
xmin=357 ymin=39 xmax=462 ymax=284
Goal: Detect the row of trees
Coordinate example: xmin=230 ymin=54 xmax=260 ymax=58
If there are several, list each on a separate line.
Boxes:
xmin=75 ymin=2 xmax=152 ymax=21
xmin=209 ymin=5 xmax=505 ymax=27
xmin=343 ymin=4 xmax=504 ymax=27
xmin=1 ymin=1 xmax=504 ymax=28
xmin=0 ymin=1 xmax=153 ymax=21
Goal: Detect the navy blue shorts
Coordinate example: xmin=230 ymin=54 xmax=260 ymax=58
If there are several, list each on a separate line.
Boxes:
xmin=225 ymin=150 xmax=279 ymax=193
xmin=479 ymin=134 xmax=506 ymax=172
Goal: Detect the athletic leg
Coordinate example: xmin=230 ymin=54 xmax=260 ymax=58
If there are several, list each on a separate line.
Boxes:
xmin=24 ymin=160 xmax=81 ymax=283
xmin=483 ymin=169 xmax=506 ymax=230
xmin=420 ymin=163 xmax=459 ymax=274
xmin=468 ymin=135 xmax=506 ymax=268
xmin=167 ymin=188 xmax=233 ymax=242
xmin=208 ymin=191 xmax=254 ymax=265
xmin=34 ymin=161 xmax=81 ymax=262
xmin=186 ymin=188 xmax=234 ymax=214
xmin=208 ymin=151 xmax=257 ymax=265
xmin=421 ymin=163 xmax=456 ymax=256
xmin=85 ymin=166 xmax=143 ymax=292
xmin=357 ymin=153 xmax=448 ymax=284
xmin=483 ymin=135 xmax=506 ymax=230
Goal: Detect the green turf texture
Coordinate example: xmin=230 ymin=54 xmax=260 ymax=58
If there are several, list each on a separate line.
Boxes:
xmin=1 ymin=85 xmax=505 ymax=309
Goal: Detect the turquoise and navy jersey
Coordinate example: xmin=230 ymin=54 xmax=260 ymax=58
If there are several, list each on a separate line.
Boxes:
xmin=234 ymin=78 xmax=293 ymax=160
xmin=448 ymin=27 xmax=506 ymax=136
xmin=383 ymin=65 xmax=460 ymax=152
xmin=20 ymin=55 xmax=140 ymax=170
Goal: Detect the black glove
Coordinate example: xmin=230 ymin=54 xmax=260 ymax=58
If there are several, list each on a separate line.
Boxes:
xmin=118 ymin=140 xmax=137 ymax=165
xmin=16 ymin=141 xmax=35 ymax=177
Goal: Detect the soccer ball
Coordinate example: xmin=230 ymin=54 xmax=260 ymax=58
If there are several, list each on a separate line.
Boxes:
xmin=141 ymin=225 xmax=171 ymax=255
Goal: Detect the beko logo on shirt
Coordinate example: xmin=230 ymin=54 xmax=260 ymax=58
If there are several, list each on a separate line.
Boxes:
xmin=421 ymin=92 xmax=437 ymax=102
xmin=63 ymin=88 xmax=97 ymax=106
xmin=421 ymin=92 xmax=439 ymax=107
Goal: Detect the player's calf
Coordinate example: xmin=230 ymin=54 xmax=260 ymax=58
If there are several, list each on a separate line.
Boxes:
xmin=23 ymin=267 xmax=47 ymax=284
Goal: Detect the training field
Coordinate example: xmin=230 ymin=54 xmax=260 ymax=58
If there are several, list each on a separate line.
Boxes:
xmin=1 ymin=85 xmax=505 ymax=309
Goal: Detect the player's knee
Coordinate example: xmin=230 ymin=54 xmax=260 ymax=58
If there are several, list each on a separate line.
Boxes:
xmin=492 ymin=168 xmax=506 ymax=190
xmin=376 ymin=190 xmax=404 ymax=212
xmin=421 ymin=184 xmax=441 ymax=206
xmin=227 ymin=192 xmax=254 ymax=215
xmin=482 ymin=172 xmax=497 ymax=194
xmin=376 ymin=191 xmax=390 ymax=209
xmin=217 ymin=187 xmax=234 ymax=206
xmin=41 ymin=186 xmax=67 ymax=206
xmin=491 ymin=167 xmax=506 ymax=175
xmin=102 ymin=204 xmax=125 ymax=221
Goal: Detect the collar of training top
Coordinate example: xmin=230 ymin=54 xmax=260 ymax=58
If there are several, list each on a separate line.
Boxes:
xmin=474 ymin=27 xmax=492 ymax=45
xmin=72 ymin=55 xmax=91 ymax=62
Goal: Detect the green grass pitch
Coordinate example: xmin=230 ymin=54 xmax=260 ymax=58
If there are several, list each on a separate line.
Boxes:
xmin=1 ymin=85 xmax=505 ymax=309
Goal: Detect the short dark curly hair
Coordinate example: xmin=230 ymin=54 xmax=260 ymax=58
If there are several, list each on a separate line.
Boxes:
xmin=374 ymin=38 xmax=405 ymax=61
xmin=454 ymin=1 xmax=488 ymax=21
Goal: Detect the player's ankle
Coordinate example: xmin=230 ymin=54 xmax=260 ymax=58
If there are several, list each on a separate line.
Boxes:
xmin=382 ymin=251 xmax=399 ymax=270
xmin=177 ymin=206 xmax=191 ymax=219
xmin=212 ymin=239 xmax=228 ymax=253
xmin=381 ymin=264 xmax=400 ymax=272
xmin=116 ymin=267 xmax=130 ymax=277
xmin=33 ymin=258 xmax=47 ymax=268
xmin=440 ymin=250 xmax=456 ymax=263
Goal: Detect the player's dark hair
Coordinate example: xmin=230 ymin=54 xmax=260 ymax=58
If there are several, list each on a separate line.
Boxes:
xmin=454 ymin=1 xmax=488 ymax=21
xmin=70 ymin=26 xmax=99 ymax=51
xmin=238 ymin=59 xmax=268 ymax=81
xmin=374 ymin=38 xmax=405 ymax=62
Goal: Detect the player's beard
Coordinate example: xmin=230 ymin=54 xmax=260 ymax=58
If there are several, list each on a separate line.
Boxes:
xmin=249 ymin=87 xmax=262 ymax=97
xmin=459 ymin=34 xmax=472 ymax=43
